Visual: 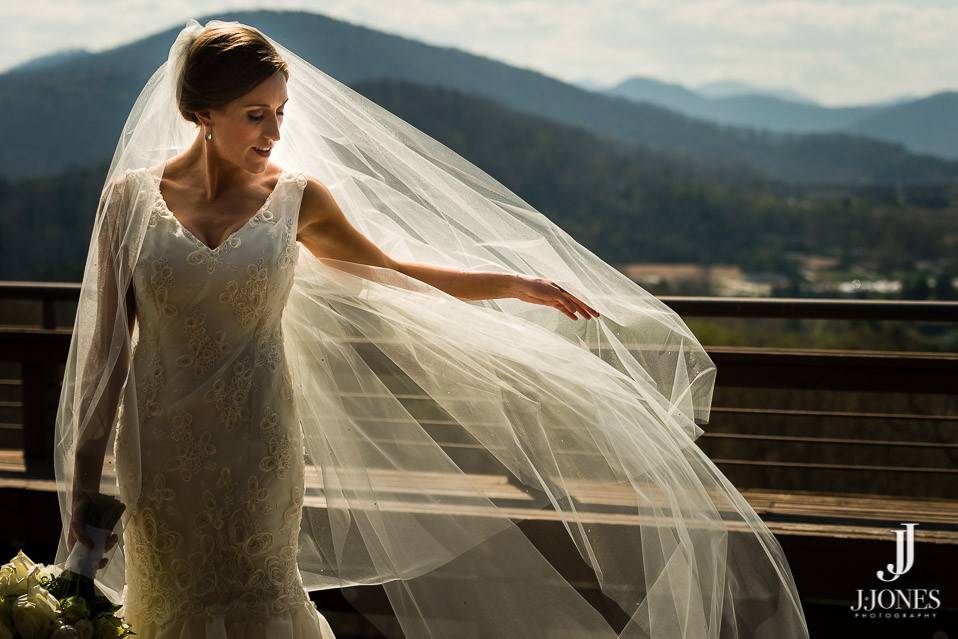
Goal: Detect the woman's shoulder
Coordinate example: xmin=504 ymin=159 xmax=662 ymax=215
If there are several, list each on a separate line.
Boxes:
xmin=99 ymin=167 xmax=146 ymax=208
xmin=105 ymin=167 xmax=154 ymax=198
xmin=296 ymin=172 xmax=337 ymax=227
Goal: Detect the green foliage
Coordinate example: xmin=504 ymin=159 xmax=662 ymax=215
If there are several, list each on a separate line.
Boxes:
xmin=3 ymin=10 xmax=958 ymax=186
xmin=356 ymin=80 xmax=958 ymax=271
xmin=1 ymin=79 xmax=955 ymax=287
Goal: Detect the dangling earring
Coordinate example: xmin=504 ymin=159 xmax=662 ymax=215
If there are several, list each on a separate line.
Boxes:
xmin=204 ymin=126 xmax=213 ymax=142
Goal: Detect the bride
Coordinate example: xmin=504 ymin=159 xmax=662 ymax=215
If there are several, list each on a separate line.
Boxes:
xmin=54 ymin=17 xmax=811 ymax=639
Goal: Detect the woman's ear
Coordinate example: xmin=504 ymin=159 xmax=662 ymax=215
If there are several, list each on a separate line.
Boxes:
xmin=194 ymin=110 xmax=213 ymax=129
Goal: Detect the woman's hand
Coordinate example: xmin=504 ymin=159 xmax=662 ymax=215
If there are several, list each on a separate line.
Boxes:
xmin=68 ymin=491 xmax=119 ymax=568
xmin=512 ymin=274 xmax=601 ymax=320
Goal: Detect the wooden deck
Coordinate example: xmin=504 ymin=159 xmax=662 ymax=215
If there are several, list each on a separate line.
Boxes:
xmin=5 ymin=448 xmax=955 ymax=545
xmin=3 ymin=289 xmax=957 ymax=636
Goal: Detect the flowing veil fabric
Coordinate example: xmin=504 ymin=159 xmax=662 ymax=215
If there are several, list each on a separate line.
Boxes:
xmin=53 ymin=17 xmax=810 ymax=638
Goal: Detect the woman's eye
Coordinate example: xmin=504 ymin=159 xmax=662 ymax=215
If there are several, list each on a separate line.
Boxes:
xmin=248 ymin=112 xmax=283 ymax=122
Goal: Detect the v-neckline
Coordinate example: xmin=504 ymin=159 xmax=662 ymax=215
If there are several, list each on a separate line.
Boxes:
xmin=152 ymin=167 xmax=286 ymax=252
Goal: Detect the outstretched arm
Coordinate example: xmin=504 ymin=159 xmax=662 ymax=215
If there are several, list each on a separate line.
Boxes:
xmin=296 ymin=176 xmax=600 ymax=320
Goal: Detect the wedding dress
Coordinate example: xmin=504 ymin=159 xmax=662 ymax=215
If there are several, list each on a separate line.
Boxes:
xmin=53 ymin=17 xmax=811 ymax=639
xmin=115 ymin=166 xmax=335 ymax=638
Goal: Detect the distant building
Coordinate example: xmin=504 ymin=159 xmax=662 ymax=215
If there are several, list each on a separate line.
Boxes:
xmin=717 ymin=272 xmax=791 ymax=296
xmin=616 ymin=262 xmax=795 ymax=296
xmin=798 ymin=255 xmax=840 ymax=276
xmin=617 ymin=263 xmax=725 ymax=290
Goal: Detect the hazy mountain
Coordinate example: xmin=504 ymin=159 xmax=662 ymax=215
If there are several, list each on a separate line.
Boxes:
xmin=2 ymin=9 xmax=956 ymax=184
xmin=609 ymin=76 xmax=877 ymax=130
xmin=695 ymin=79 xmax=816 ymax=105
xmin=607 ymin=77 xmax=702 ymax=110
xmin=572 ymin=77 xmax=606 ymax=92
xmin=5 ymin=78 xmax=951 ymax=282
xmin=869 ymin=94 xmax=920 ymax=108
xmin=608 ymin=76 xmax=958 ymax=159
xmin=844 ymin=92 xmax=958 ymax=161
xmin=6 ymin=48 xmax=92 ymax=73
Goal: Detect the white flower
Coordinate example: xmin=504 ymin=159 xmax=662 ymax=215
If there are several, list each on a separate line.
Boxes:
xmin=26 ymin=564 xmax=58 ymax=592
xmin=1 ymin=550 xmax=64 ymax=598
xmin=28 ymin=584 xmax=59 ymax=615
xmin=13 ymin=595 xmax=56 ymax=639
xmin=0 ymin=563 xmax=28 ymax=598
xmin=8 ymin=550 xmax=37 ymax=577
xmin=12 ymin=585 xmax=59 ymax=638
xmin=40 ymin=563 xmax=61 ymax=580
xmin=2 ymin=550 xmax=61 ymax=598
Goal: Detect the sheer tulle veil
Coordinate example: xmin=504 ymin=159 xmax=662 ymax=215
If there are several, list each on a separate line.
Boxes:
xmin=52 ymin=16 xmax=810 ymax=638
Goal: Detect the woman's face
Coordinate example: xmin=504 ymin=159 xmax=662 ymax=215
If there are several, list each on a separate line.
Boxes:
xmin=204 ymin=70 xmax=288 ymax=173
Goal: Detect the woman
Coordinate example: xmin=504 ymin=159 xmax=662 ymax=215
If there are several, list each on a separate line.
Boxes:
xmin=55 ymin=18 xmax=810 ymax=639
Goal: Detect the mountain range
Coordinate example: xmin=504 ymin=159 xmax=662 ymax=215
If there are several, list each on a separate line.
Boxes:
xmin=5 ymin=77 xmax=952 ymax=283
xmin=605 ymin=76 xmax=957 ymax=160
xmin=1 ymin=9 xmax=956 ymax=186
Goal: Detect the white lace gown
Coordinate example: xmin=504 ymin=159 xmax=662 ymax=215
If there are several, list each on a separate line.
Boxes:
xmin=114 ymin=167 xmax=337 ymax=638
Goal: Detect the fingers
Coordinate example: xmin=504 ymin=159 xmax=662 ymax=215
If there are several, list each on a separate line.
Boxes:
xmin=69 ymin=524 xmax=118 ymax=553
xmin=522 ymin=277 xmax=602 ymax=320
xmin=70 ymin=521 xmax=93 ymax=548
xmin=551 ymin=292 xmax=579 ymax=318
xmin=551 ymin=302 xmax=577 ymax=320
xmin=554 ymin=284 xmax=600 ymax=318
xmin=551 ymin=284 xmax=600 ymax=320
xmin=567 ymin=296 xmax=597 ymax=319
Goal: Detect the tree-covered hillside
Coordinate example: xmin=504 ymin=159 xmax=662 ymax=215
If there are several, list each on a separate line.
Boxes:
xmin=2 ymin=79 xmax=954 ymax=284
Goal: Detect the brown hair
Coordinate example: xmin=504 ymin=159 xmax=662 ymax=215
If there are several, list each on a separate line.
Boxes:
xmin=177 ymin=25 xmax=289 ymax=125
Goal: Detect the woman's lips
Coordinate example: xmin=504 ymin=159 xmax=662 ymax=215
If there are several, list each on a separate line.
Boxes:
xmin=253 ymin=146 xmax=271 ymax=157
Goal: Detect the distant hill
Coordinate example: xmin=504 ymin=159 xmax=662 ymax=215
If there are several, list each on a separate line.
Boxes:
xmin=3 ymin=78 xmax=952 ymax=284
xmin=572 ymin=77 xmax=606 ymax=92
xmin=844 ymin=92 xmax=958 ymax=162
xmin=694 ymin=79 xmax=816 ymax=104
xmin=6 ymin=47 xmax=92 ymax=73
xmin=1 ymin=9 xmax=956 ymax=184
xmin=606 ymin=76 xmax=958 ymax=160
xmin=607 ymin=76 xmax=875 ymax=131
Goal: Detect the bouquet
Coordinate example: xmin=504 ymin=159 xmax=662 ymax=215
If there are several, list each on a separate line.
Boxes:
xmin=0 ymin=493 xmax=135 ymax=638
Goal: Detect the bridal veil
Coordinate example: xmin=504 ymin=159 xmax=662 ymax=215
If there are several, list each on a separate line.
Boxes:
xmin=53 ymin=17 xmax=810 ymax=639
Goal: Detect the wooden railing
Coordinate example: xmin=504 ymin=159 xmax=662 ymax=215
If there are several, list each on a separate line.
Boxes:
xmin=2 ymin=281 xmax=958 ymax=634
xmin=2 ymin=281 xmax=957 ymax=497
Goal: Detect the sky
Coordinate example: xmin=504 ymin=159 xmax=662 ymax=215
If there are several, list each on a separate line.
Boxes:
xmin=2 ymin=0 xmax=955 ymax=107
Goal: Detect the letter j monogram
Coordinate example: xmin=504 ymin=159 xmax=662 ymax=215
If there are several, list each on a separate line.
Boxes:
xmin=877 ymin=522 xmax=918 ymax=582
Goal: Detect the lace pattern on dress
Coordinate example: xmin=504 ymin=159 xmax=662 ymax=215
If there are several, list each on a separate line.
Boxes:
xmin=122 ymin=169 xmax=314 ymax=629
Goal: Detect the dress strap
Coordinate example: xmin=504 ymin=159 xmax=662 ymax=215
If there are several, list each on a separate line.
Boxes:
xmin=275 ymin=171 xmax=308 ymax=269
xmin=275 ymin=171 xmax=308 ymax=231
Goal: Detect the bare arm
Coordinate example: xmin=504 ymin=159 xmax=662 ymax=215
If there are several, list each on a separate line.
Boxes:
xmin=68 ymin=177 xmax=134 ymax=556
xmin=296 ymin=176 xmax=600 ymax=319
xmin=73 ymin=280 xmax=135 ymax=496
xmin=73 ymin=179 xmax=138 ymax=482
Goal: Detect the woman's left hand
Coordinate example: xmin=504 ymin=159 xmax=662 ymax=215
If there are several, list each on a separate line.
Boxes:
xmin=511 ymin=274 xmax=601 ymax=320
